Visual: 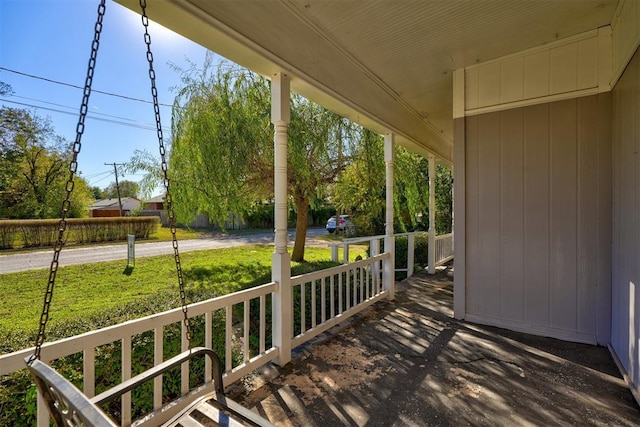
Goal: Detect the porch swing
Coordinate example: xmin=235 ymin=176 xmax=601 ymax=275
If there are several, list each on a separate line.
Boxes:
xmin=23 ymin=1 xmax=273 ymax=426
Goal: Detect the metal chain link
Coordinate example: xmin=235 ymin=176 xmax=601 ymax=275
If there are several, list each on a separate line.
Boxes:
xmin=139 ymin=0 xmax=191 ymax=345
xmin=29 ymin=0 xmax=107 ymax=364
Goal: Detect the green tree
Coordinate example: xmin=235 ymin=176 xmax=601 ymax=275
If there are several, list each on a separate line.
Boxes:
xmin=0 ymin=107 xmax=92 ymax=218
xmin=123 ymin=149 xmax=162 ymax=200
xmin=333 ymin=134 xmax=452 ymax=235
xmin=168 ymin=58 xmax=360 ymax=261
xmin=90 ymin=185 xmax=105 ymax=200
xmin=331 ymin=128 xmax=385 ymax=235
xmin=103 ymin=180 xmax=139 ymax=199
xmin=434 ymin=164 xmax=453 ymax=233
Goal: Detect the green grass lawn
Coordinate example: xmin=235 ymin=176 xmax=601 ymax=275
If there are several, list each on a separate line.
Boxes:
xmin=145 ymin=225 xmax=208 ymax=241
xmin=0 ymin=244 xmax=368 ymax=339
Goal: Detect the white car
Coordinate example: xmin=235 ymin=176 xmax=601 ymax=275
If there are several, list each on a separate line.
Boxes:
xmin=326 ymin=215 xmax=355 ymax=234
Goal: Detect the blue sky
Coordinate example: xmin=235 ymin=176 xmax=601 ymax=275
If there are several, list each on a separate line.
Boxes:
xmin=0 ymin=0 xmax=210 ymax=195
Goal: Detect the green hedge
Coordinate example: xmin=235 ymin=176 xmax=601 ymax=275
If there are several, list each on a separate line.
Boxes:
xmin=0 ymin=217 xmax=159 ymax=250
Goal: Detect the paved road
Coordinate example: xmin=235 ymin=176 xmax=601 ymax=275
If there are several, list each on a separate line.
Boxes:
xmin=0 ymin=228 xmax=328 ymax=274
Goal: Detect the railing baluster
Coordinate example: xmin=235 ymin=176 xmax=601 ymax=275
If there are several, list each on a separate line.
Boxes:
xmin=225 ymin=305 xmax=233 ymax=373
xmin=181 ymin=320 xmax=188 ymax=396
xmin=352 ymin=268 xmax=357 ymax=308
xmin=312 ymin=279 xmax=317 ymax=328
xmin=244 ymin=300 xmax=250 ymax=363
xmin=301 ymin=282 xmax=306 ymax=333
xmin=83 ymin=347 xmax=95 ymax=398
xmin=338 ymin=272 xmax=343 ymax=314
xmin=154 ymin=327 xmax=163 ymax=410
xmin=330 ymin=274 xmax=335 ymax=319
xmin=359 ymin=267 xmax=364 ymax=303
xmin=321 ymin=277 xmax=326 ymax=323
xmin=122 ymin=336 xmax=132 ymax=425
xmin=260 ymin=295 xmax=266 ymax=354
xmin=204 ymin=313 xmax=212 ymax=382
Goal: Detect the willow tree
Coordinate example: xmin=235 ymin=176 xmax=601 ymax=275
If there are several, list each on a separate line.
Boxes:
xmin=332 ymin=131 xmax=451 ymax=235
xmin=169 ymin=57 xmax=358 ymax=261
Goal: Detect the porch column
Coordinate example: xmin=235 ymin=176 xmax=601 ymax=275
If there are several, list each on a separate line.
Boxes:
xmin=384 ymin=134 xmax=395 ymax=300
xmin=428 ymin=154 xmax=436 ymax=274
xmin=271 ymin=73 xmax=292 ymax=366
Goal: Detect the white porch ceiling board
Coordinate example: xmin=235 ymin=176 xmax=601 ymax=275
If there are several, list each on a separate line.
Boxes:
xmin=116 ymin=0 xmax=619 ymax=163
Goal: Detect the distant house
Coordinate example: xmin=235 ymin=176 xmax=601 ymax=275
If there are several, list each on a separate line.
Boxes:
xmin=143 ymin=195 xmax=165 ymax=210
xmin=89 ymin=198 xmax=141 ymax=217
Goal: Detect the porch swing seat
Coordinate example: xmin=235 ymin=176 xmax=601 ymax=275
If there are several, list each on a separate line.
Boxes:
xmin=26 ymin=348 xmax=274 ymax=427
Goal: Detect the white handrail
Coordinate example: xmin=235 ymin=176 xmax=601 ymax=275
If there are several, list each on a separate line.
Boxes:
xmin=1 ymin=282 xmax=279 ymax=426
xmin=1 ymin=230 xmax=449 ymax=425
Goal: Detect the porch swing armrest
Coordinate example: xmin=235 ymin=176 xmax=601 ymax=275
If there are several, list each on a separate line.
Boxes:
xmin=24 ymin=356 xmax=118 ymax=427
xmin=91 ymin=347 xmax=224 ymax=406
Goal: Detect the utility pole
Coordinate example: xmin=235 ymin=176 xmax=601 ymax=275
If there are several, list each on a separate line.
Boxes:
xmin=105 ymin=162 xmax=126 ymax=216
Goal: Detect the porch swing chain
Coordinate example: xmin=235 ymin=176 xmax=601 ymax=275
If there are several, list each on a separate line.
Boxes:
xmin=139 ymin=0 xmax=191 ymax=345
xmin=29 ymin=0 xmax=107 ymax=364
xmin=29 ymin=0 xmax=191 ymax=365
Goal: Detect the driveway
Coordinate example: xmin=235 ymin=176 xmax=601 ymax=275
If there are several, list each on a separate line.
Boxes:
xmin=0 ymin=228 xmax=329 ymax=274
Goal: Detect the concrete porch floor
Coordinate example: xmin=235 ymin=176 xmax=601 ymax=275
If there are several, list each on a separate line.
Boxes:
xmin=229 ymin=268 xmax=640 ymax=426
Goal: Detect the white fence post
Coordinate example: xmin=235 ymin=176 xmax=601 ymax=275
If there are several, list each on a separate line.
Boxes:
xmin=342 ymin=242 xmax=349 ymax=264
xmin=330 ymin=244 xmax=338 ymax=263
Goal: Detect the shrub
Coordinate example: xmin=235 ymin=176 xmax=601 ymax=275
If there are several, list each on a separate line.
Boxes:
xmin=0 ymin=217 xmax=160 ymax=250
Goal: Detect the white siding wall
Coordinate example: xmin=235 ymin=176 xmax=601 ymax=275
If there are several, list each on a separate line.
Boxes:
xmin=462 ymin=28 xmax=611 ymax=118
xmin=464 ymin=94 xmax=612 ymax=344
xmin=611 ymin=45 xmax=640 ymax=401
xmin=611 ymin=0 xmax=640 ymax=86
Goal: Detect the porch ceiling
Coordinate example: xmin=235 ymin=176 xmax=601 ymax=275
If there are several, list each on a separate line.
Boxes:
xmin=117 ymin=0 xmax=619 ymax=163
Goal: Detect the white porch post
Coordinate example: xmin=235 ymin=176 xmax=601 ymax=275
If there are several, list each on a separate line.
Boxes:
xmin=428 ymin=154 xmax=436 ymax=274
xmin=271 ymin=73 xmax=292 ymax=366
xmin=384 ymin=134 xmax=395 ymax=300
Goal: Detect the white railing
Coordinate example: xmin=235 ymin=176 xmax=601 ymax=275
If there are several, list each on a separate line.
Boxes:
xmin=329 ymin=232 xmax=421 ymax=277
xmin=0 ymin=234 xmax=422 ymax=425
xmin=291 ymin=253 xmax=389 ymax=348
xmin=435 ymin=232 xmax=454 ymax=266
xmin=329 ymin=231 xmax=453 ymax=274
xmin=0 ymin=282 xmax=279 ymax=426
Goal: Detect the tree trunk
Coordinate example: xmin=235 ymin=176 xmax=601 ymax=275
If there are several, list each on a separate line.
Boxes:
xmin=291 ymin=195 xmax=309 ymax=262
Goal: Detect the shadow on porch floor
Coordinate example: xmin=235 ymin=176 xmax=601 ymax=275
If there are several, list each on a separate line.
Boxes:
xmin=229 ymin=267 xmax=639 ymax=426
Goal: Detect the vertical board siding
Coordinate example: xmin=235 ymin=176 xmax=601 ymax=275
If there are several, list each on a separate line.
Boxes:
xmin=549 ymin=99 xmax=578 ymax=332
xmin=524 ymin=51 xmax=550 ymax=99
xmin=477 ymin=112 xmax=501 ymax=316
xmin=465 ymin=116 xmax=481 ymax=315
xmin=499 ymin=108 xmax=524 ymax=321
xmin=596 ymin=93 xmax=612 ymax=345
xmin=550 ymin=43 xmax=579 ymax=94
xmin=453 ymin=117 xmax=466 ymax=318
xmin=465 ymin=94 xmax=611 ymax=343
xmin=611 ymin=46 xmax=640 ymax=390
xmin=612 ymin=0 xmax=640 ymax=85
xmin=523 ymin=104 xmax=550 ymax=327
xmin=577 ymin=96 xmax=599 ymax=337
xmin=465 ymin=32 xmax=601 ymax=110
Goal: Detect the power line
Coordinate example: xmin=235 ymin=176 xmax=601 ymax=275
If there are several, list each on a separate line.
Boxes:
xmin=84 ymin=170 xmax=113 ymax=180
xmin=12 ymin=94 xmax=138 ymax=123
xmin=0 ymin=66 xmax=174 ymax=107
xmin=0 ymin=98 xmax=171 ymax=132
